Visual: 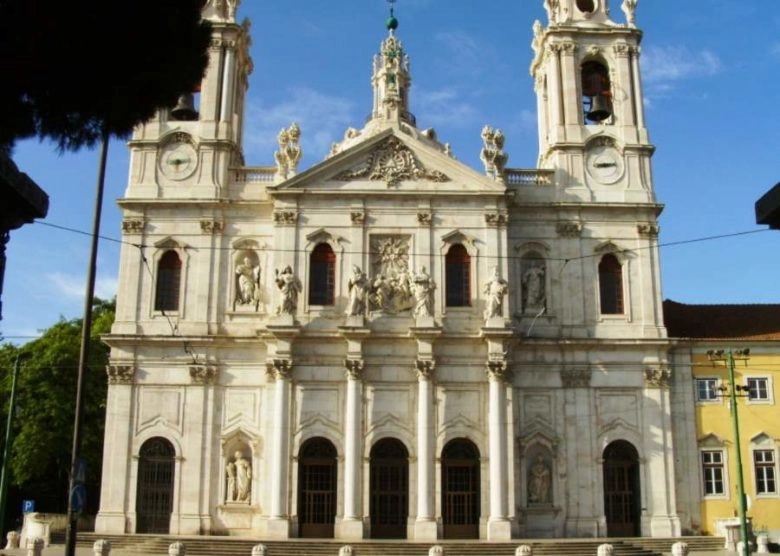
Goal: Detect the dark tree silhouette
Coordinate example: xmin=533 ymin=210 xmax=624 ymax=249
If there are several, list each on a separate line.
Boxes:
xmin=0 ymin=0 xmax=211 ymax=150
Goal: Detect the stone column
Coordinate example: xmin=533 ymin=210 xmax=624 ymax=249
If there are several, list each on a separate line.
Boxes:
xmin=414 ymin=359 xmax=437 ymax=540
xmin=267 ymin=358 xmax=292 ymax=538
xmin=340 ymin=359 xmax=364 ymax=539
xmin=546 ymin=44 xmax=564 ymax=133
xmin=486 ymin=359 xmax=511 ymax=540
xmin=558 ymin=41 xmax=580 ymax=127
xmin=630 ymin=46 xmax=646 ymax=131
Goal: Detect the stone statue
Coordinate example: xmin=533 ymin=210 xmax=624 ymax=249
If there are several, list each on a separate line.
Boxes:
xmin=275 ymin=265 xmax=301 ymax=316
xmin=371 ymin=274 xmax=391 ymax=312
xmin=480 ymin=125 xmax=508 ymax=181
xmin=345 ymin=265 xmax=369 ymax=316
xmin=225 ymin=460 xmax=237 ymax=502
xmin=483 ymin=266 xmax=509 ymax=321
xmin=235 ymin=256 xmax=260 ymax=309
xmin=274 ymin=123 xmax=303 ymax=180
xmin=532 ymin=20 xmax=544 ymax=57
xmin=522 ymin=263 xmax=546 ymax=311
xmin=528 ymin=455 xmax=551 ymax=504
xmin=621 ymin=0 xmax=638 ymax=28
xmin=234 ymin=451 xmax=252 ymax=502
xmin=412 ymin=266 xmax=435 ymax=318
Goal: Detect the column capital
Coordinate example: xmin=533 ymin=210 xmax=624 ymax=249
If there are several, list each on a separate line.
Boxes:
xmin=485 ymin=359 xmax=510 ymax=382
xmin=106 ymin=364 xmax=136 ymax=385
xmin=344 ymin=359 xmax=364 ymax=381
xmin=189 ymin=364 xmax=219 ymax=385
xmin=415 ymin=359 xmax=436 ymax=381
xmin=266 ymin=358 xmax=293 ymax=381
xmin=644 ymin=366 xmax=671 ymax=389
xmin=561 ymin=368 xmax=591 ymax=388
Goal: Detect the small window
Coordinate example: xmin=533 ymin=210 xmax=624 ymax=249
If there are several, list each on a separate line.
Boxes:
xmin=701 ymin=450 xmax=725 ymax=496
xmin=598 ymin=254 xmax=623 ymax=314
xmin=576 ymin=0 xmax=595 ymax=13
xmin=309 ymin=243 xmax=336 ymax=306
xmin=696 ymin=378 xmax=720 ymax=402
xmin=747 ymin=377 xmax=770 ymax=402
xmin=155 ymin=250 xmax=182 ymax=312
xmin=754 ymin=450 xmax=777 ymax=495
xmin=445 ymin=244 xmax=471 ymax=307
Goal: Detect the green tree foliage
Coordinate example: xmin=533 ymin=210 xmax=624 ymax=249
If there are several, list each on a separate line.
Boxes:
xmin=0 ymin=0 xmax=211 ymax=150
xmin=0 ymin=298 xmax=114 ymax=525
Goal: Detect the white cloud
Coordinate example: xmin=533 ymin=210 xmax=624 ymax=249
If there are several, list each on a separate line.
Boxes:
xmin=641 ymin=45 xmax=721 ymax=84
xmin=244 ymin=87 xmax=356 ymax=161
xmin=414 ymin=87 xmax=478 ymax=129
xmin=48 ymin=272 xmax=118 ymax=301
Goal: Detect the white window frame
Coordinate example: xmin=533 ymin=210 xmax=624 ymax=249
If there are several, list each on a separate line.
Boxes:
xmin=753 ymin=449 xmax=778 ymax=497
xmin=695 ymin=377 xmax=721 ymax=404
xmin=746 ymin=376 xmax=773 ymax=405
xmin=701 ymin=449 xmax=728 ymax=498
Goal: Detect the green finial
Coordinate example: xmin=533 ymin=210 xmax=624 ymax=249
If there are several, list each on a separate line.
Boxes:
xmin=386 ymin=0 xmax=398 ymax=31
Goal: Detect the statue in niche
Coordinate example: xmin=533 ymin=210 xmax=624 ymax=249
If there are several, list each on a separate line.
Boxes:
xmin=483 ymin=266 xmax=509 ymax=321
xmin=275 ymin=265 xmax=301 ymax=316
xmin=234 ymin=451 xmax=252 ymax=502
xmin=412 ymin=266 xmax=435 ymax=318
xmin=234 ymin=255 xmax=260 ymax=309
xmin=225 ymin=460 xmax=237 ymax=502
xmin=522 ymin=261 xmax=546 ymax=312
xmin=371 ymin=274 xmax=392 ymax=312
xmin=345 ymin=265 xmax=369 ymax=316
xmin=528 ymin=455 xmax=551 ymax=505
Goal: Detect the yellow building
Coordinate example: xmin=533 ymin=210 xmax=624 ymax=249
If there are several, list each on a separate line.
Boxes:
xmin=666 ymin=300 xmax=780 ymax=545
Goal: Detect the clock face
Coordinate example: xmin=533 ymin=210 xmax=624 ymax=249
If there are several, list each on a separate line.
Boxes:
xmin=159 ymin=141 xmax=197 ymax=180
xmin=586 ymin=145 xmax=624 ymax=185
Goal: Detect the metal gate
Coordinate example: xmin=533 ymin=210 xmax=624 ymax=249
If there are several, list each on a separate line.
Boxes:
xmin=441 ymin=439 xmax=480 ymax=539
xmin=370 ymin=438 xmax=408 ymax=538
xmin=603 ymin=440 xmax=640 ymax=537
xmin=298 ymin=438 xmax=337 ymax=538
xmin=135 ymin=438 xmax=175 ymax=534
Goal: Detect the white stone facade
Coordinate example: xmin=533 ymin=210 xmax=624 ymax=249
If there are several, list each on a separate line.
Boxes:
xmin=96 ymin=0 xmax=685 ymax=540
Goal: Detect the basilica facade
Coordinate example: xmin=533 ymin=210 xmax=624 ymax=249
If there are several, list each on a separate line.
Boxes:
xmin=96 ymin=0 xmax=686 ymax=541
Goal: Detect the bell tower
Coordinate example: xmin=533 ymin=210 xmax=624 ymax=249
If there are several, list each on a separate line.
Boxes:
xmin=531 ymin=0 xmax=652 ymax=202
xmin=124 ymin=0 xmax=253 ymax=199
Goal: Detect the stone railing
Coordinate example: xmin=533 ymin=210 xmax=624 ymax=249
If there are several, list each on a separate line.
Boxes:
xmin=504 ymin=168 xmax=554 ymax=186
xmin=233 ymin=167 xmax=277 ymax=184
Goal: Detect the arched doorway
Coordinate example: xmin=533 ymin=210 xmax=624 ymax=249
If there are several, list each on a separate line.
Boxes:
xmin=603 ymin=440 xmax=641 ymax=537
xmin=135 ymin=437 xmax=175 ymax=534
xmin=298 ymin=437 xmax=337 ymax=538
xmin=441 ymin=438 xmax=480 ymax=539
xmin=370 ymin=438 xmax=409 ymax=538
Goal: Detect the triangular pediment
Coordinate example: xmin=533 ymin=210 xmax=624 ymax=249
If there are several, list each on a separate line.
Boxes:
xmin=269 ymin=127 xmax=505 ymax=195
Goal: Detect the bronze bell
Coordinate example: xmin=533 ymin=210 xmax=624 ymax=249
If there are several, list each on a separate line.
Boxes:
xmin=586 ymin=94 xmax=612 ymax=122
xmin=170 ymin=93 xmax=199 ymax=121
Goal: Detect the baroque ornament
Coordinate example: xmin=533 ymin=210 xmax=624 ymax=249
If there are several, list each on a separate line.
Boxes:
xmin=334 ymin=137 xmax=449 ymax=187
xmin=122 ymin=219 xmax=144 ymax=234
xmin=645 ymin=367 xmax=672 ymax=388
xmin=189 ymin=365 xmax=219 ymax=385
xmin=344 ymin=359 xmax=364 ymax=380
xmin=415 ymin=359 xmax=435 ymax=381
xmin=106 ymin=365 xmax=135 ymax=385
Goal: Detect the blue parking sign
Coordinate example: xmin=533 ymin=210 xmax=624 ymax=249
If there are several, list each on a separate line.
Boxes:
xmin=22 ymin=500 xmax=34 ymax=513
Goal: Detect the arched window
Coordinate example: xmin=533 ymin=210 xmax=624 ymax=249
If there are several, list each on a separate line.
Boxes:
xmin=309 ymin=243 xmax=336 ymax=306
xmin=155 ymin=250 xmax=182 ymax=312
xmin=599 ymin=254 xmax=624 ymax=314
xmin=581 ymin=61 xmax=612 ymax=123
xmin=445 ymin=244 xmax=471 ymax=307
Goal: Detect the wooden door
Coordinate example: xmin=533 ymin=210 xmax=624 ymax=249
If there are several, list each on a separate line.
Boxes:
xmin=299 ymin=438 xmax=337 ymax=538
xmin=370 ymin=438 xmax=408 ymax=538
xmin=441 ymin=439 xmax=480 ymax=539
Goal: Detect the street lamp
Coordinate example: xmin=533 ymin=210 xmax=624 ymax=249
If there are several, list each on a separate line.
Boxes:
xmin=0 ymin=352 xmax=27 ymax=534
xmin=707 ymin=348 xmax=751 ymax=556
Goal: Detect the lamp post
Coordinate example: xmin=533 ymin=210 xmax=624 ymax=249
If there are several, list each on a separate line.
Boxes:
xmin=707 ymin=348 xmax=751 ymax=556
xmin=0 ymin=352 xmax=26 ymax=534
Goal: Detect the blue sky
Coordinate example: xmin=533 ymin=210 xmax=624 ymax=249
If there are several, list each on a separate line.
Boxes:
xmin=2 ymin=0 xmax=779 ymax=343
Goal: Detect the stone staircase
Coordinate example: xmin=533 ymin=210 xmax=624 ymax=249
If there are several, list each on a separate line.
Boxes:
xmin=76 ymin=534 xmax=726 ymax=556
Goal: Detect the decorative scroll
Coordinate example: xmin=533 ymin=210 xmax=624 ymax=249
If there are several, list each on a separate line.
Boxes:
xmin=415 ymin=359 xmax=435 ymax=381
xmin=122 ymin=219 xmax=144 ymax=234
xmin=645 ymin=367 xmax=672 ymax=388
xmin=267 ymin=359 xmax=293 ymax=380
xmin=344 ymin=359 xmax=364 ymax=380
xmin=334 ymin=137 xmax=449 ymax=187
